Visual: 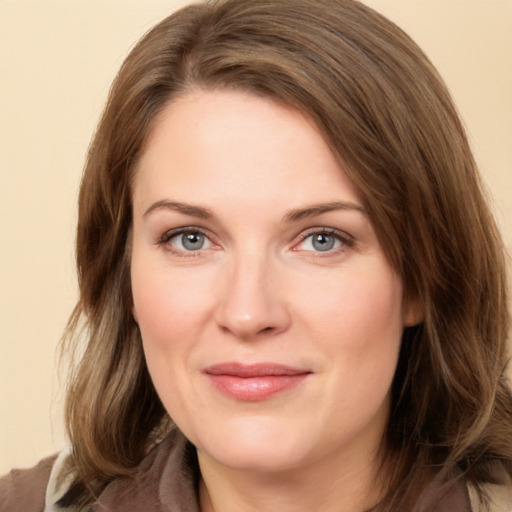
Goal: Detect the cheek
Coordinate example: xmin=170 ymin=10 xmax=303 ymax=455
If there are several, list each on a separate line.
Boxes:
xmin=346 ymin=271 xmax=404 ymax=342
xmin=298 ymin=261 xmax=404 ymax=344
xmin=131 ymin=257 xmax=214 ymax=345
xmin=130 ymin=257 xmax=212 ymax=415
xmin=299 ymin=262 xmax=404 ymax=403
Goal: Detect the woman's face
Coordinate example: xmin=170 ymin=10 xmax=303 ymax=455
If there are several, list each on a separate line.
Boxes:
xmin=131 ymin=89 xmax=415 ymax=475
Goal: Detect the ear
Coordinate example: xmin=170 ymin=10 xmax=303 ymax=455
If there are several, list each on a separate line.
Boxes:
xmin=132 ymin=304 xmax=139 ymax=324
xmin=403 ymin=295 xmax=424 ymax=327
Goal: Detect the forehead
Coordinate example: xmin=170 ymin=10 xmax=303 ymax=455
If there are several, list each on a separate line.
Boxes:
xmin=133 ymin=88 xmax=361 ymax=213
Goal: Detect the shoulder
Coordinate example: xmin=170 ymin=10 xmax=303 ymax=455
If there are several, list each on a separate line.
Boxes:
xmin=0 ymin=448 xmax=75 ymax=512
xmin=0 ymin=453 xmax=57 ymax=512
xmin=0 ymin=432 xmax=197 ymax=512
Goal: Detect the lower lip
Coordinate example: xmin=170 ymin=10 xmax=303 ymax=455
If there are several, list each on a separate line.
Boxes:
xmin=206 ymin=374 xmax=309 ymax=401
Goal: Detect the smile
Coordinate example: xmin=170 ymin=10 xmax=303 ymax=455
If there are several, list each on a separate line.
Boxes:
xmin=203 ymin=363 xmax=312 ymax=401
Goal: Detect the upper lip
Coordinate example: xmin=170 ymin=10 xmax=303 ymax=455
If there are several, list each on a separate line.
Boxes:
xmin=203 ymin=362 xmax=311 ymax=377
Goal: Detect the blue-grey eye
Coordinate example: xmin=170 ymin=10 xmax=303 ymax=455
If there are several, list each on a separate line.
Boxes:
xmin=181 ymin=232 xmax=205 ymax=250
xmin=298 ymin=232 xmax=343 ymax=252
xmin=312 ymin=233 xmax=336 ymax=251
xmin=167 ymin=231 xmax=213 ymax=251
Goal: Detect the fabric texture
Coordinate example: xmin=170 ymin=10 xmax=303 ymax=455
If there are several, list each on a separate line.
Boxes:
xmin=93 ymin=431 xmax=198 ymax=512
xmin=0 ymin=454 xmax=57 ymax=512
xmin=2 ymin=430 xmax=511 ymax=512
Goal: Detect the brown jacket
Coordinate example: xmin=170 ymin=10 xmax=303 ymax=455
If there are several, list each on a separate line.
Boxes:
xmin=0 ymin=433 xmax=198 ymax=512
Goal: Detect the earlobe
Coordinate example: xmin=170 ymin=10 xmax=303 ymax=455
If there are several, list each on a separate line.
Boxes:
xmin=132 ymin=304 xmax=139 ymax=324
xmin=403 ymin=298 xmax=424 ymax=327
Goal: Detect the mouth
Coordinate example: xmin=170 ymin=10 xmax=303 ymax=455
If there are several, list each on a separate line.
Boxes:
xmin=203 ymin=362 xmax=312 ymax=401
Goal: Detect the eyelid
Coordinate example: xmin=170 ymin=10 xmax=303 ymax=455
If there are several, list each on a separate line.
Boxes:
xmin=157 ymin=225 xmax=208 ymax=242
xmin=292 ymin=227 xmax=355 ymax=252
xmin=156 ymin=226 xmax=219 ymax=254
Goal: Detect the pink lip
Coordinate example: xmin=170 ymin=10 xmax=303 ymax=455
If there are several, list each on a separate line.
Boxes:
xmin=203 ymin=363 xmax=311 ymax=401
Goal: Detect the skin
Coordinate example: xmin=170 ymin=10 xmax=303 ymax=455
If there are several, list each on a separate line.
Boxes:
xmin=131 ymin=88 xmax=417 ymax=512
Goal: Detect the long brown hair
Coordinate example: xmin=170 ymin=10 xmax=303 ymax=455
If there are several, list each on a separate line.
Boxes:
xmin=61 ymin=0 xmax=511 ymax=509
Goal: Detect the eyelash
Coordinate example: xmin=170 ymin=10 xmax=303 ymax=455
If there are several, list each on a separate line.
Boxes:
xmin=294 ymin=228 xmax=354 ymax=255
xmin=157 ymin=227 xmax=215 ymax=257
xmin=157 ymin=226 xmax=354 ymax=257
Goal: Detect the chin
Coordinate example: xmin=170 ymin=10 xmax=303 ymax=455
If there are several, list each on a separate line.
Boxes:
xmin=194 ymin=416 xmax=310 ymax=473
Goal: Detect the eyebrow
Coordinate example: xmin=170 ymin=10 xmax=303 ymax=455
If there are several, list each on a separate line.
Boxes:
xmin=143 ymin=200 xmax=213 ymax=219
xmin=143 ymin=199 xmax=366 ymax=222
xmin=283 ymin=201 xmax=367 ymax=222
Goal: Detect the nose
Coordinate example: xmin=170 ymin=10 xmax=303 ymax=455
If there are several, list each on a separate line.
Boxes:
xmin=214 ymin=252 xmax=291 ymax=340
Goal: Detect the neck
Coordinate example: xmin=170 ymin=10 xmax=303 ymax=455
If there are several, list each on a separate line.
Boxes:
xmin=198 ymin=444 xmax=389 ymax=512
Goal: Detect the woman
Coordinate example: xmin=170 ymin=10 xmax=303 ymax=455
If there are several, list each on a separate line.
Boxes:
xmin=1 ymin=0 xmax=511 ymax=511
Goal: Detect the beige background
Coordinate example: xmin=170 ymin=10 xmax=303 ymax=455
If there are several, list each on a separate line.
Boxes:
xmin=0 ymin=0 xmax=511 ymax=474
